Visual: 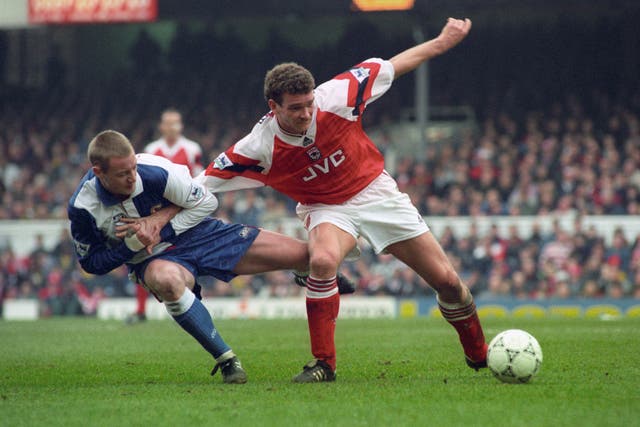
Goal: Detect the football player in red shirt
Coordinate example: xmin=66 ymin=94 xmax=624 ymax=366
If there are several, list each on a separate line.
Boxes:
xmin=149 ymin=18 xmax=486 ymax=382
xmin=127 ymin=109 xmax=204 ymax=324
xmin=200 ymin=17 xmax=486 ymax=382
xmin=145 ymin=109 xmax=204 ymax=176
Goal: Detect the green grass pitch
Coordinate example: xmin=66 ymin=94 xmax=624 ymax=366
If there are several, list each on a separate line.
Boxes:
xmin=1 ymin=316 xmax=639 ymax=427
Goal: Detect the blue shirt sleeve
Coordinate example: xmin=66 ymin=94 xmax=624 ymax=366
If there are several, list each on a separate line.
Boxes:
xmin=68 ymin=205 xmax=136 ymax=275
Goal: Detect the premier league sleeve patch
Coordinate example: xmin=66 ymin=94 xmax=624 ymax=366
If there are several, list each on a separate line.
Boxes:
xmin=186 ymin=184 xmax=205 ymax=202
xmin=73 ymin=240 xmax=90 ymax=257
xmin=349 ymin=66 xmax=371 ymax=83
xmin=213 ymin=153 xmax=233 ymax=170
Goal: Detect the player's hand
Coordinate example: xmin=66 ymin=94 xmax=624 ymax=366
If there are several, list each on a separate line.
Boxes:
xmin=137 ymin=218 xmax=162 ymax=255
xmin=436 ymin=18 xmax=472 ymax=52
xmin=115 ymin=217 xmax=161 ymax=254
xmin=115 ymin=219 xmax=140 ymax=239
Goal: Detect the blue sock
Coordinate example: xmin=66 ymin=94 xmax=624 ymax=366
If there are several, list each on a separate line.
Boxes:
xmin=165 ymin=288 xmax=232 ymax=360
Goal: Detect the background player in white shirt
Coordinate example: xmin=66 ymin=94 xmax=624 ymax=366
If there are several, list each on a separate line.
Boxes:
xmin=145 ymin=109 xmax=203 ymax=175
xmin=128 ymin=109 xmax=204 ymax=323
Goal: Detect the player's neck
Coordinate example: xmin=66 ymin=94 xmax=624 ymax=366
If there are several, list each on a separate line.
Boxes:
xmin=276 ymin=119 xmax=306 ymax=137
xmin=165 ymin=136 xmax=179 ymax=147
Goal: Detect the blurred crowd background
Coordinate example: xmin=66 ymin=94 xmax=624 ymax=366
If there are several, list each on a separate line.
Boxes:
xmin=1 ymin=9 xmax=640 ymax=315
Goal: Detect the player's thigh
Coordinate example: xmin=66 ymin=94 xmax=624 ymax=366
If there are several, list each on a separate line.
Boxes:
xmin=143 ymin=259 xmax=195 ymax=300
xmin=297 ymin=204 xmax=358 ymax=274
xmin=385 ymin=231 xmax=461 ymax=290
xmin=308 ymin=222 xmax=358 ymax=270
xmin=233 ymin=230 xmax=310 ymax=274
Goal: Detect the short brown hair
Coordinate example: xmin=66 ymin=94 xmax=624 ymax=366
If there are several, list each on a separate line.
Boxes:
xmin=264 ymin=62 xmax=315 ymax=105
xmin=87 ymin=130 xmax=134 ymax=171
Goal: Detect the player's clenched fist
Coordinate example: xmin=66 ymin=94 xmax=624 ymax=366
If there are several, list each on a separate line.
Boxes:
xmin=436 ymin=17 xmax=472 ymax=51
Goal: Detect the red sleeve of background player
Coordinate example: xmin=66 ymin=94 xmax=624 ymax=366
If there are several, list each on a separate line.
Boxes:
xmin=333 ymin=60 xmax=384 ymax=117
xmin=205 ymin=146 xmax=268 ymax=184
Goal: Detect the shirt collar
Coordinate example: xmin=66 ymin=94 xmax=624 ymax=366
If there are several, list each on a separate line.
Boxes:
xmin=95 ymin=173 xmax=144 ymax=206
xmin=272 ymin=106 xmax=318 ymax=147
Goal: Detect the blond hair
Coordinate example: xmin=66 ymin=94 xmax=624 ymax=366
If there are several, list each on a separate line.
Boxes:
xmin=87 ymin=130 xmax=134 ymax=171
xmin=264 ymin=62 xmax=315 ymax=104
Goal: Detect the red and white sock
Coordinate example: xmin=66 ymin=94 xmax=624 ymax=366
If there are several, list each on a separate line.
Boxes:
xmin=305 ymin=276 xmax=340 ymax=371
xmin=136 ymin=285 xmax=148 ymax=315
xmin=438 ymin=293 xmax=487 ymax=362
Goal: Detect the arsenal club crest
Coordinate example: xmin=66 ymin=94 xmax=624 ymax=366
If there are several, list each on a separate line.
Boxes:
xmin=306 ymin=146 xmax=322 ymax=161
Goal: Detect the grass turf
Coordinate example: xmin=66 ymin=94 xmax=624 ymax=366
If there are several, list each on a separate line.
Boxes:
xmin=1 ymin=316 xmax=639 ymax=427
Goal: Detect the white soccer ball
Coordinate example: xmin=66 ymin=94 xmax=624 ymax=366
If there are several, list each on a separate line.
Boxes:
xmin=487 ymin=329 xmax=543 ymax=383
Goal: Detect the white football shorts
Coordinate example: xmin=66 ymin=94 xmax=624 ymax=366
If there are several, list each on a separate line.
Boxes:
xmin=296 ymin=171 xmax=430 ymax=254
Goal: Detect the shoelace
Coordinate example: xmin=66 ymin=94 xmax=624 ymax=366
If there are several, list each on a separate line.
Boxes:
xmin=211 ymin=359 xmax=236 ymax=377
xmin=299 ymin=362 xmax=329 ymax=381
xmin=311 ymin=367 xmax=326 ymax=381
xmin=293 ymin=273 xmax=308 ymax=287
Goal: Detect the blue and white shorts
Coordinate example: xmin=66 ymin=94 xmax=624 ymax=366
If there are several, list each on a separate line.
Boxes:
xmin=128 ymin=218 xmax=260 ymax=286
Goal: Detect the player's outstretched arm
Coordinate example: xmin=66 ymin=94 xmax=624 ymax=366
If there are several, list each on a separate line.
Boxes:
xmin=389 ymin=17 xmax=471 ymax=79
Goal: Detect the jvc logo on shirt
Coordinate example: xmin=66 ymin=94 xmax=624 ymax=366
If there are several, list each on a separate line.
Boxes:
xmin=302 ymin=149 xmax=346 ymax=182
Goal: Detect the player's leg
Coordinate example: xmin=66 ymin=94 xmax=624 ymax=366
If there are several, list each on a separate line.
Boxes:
xmin=385 ymin=232 xmax=488 ymax=368
xmin=232 ymin=229 xmax=356 ymax=294
xmin=143 ymin=259 xmax=246 ymax=383
xmin=125 ymin=284 xmax=149 ymax=325
xmin=135 ymin=285 xmax=148 ymax=316
xmin=293 ymin=223 xmax=357 ymax=383
xmin=232 ymin=229 xmax=310 ymax=274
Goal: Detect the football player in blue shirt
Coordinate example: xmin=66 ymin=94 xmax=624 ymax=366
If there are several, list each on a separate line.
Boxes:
xmin=68 ymin=130 xmax=317 ymax=383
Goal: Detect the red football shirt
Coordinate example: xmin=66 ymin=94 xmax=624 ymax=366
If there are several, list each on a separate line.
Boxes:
xmin=145 ymin=136 xmax=203 ymax=176
xmin=202 ymin=58 xmax=394 ymax=205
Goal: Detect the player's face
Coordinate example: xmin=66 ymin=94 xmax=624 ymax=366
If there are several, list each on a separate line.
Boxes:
xmin=271 ymin=92 xmax=315 ymax=135
xmin=94 ymin=154 xmax=137 ymax=197
xmin=160 ymin=112 xmax=183 ymax=142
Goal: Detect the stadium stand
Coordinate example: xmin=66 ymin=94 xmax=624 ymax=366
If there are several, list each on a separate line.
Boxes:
xmin=1 ymin=21 xmax=640 ymax=315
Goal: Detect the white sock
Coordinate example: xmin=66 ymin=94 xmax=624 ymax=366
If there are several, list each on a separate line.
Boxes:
xmin=164 ymin=288 xmax=196 ymax=317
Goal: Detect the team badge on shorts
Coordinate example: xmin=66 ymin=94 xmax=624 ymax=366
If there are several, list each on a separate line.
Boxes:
xmin=239 ymin=226 xmax=251 ymax=238
xmin=306 ymin=146 xmax=322 ymax=161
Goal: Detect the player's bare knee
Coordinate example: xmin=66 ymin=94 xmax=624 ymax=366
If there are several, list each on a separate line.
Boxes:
xmin=309 ymin=250 xmax=340 ymax=277
xmin=145 ymin=262 xmax=187 ymax=301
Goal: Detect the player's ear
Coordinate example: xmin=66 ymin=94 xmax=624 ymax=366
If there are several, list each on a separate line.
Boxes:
xmin=267 ymin=99 xmax=279 ymax=111
xmin=92 ymin=165 xmax=102 ymax=177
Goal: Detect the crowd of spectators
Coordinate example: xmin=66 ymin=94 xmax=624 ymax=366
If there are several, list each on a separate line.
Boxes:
xmin=2 ymin=217 xmax=640 ymax=317
xmin=1 ymin=20 xmax=640 ymax=314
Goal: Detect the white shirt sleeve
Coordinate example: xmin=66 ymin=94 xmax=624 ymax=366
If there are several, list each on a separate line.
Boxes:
xmin=199 ymin=122 xmax=273 ymax=192
xmin=195 ymin=170 xmax=265 ymax=194
xmin=162 ymin=163 xmax=219 ymax=234
xmin=315 ymin=58 xmax=395 ymax=120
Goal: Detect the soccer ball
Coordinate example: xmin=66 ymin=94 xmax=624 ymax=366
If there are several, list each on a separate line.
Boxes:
xmin=487 ymin=329 xmax=543 ymax=383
